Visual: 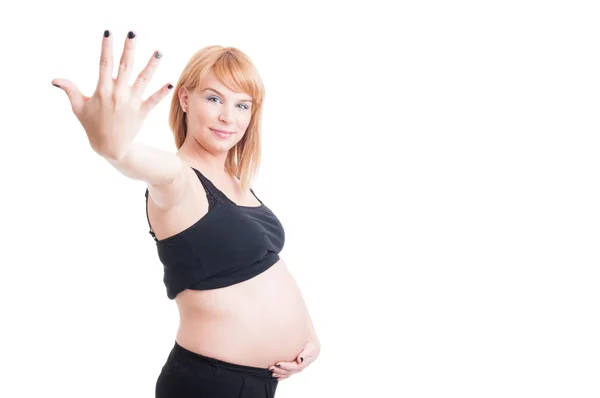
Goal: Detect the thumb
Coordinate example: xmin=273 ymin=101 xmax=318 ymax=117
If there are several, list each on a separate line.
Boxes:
xmin=52 ymin=79 xmax=86 ymax=115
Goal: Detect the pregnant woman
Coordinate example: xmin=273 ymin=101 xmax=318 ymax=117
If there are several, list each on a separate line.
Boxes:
xmin=52 ymin=30 xmax=320 ymax=398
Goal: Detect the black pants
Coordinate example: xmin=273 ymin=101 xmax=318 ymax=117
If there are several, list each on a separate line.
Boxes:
xmin=156 ymin=341 xmax=279 ymax=398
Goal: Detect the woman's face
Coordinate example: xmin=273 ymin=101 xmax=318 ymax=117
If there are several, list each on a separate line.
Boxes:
xmin=179 ymin=72 xmax=253 ymax=153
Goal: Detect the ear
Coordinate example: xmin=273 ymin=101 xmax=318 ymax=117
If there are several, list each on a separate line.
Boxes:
xmin=178 ymin=86 xmax=189 ymax=110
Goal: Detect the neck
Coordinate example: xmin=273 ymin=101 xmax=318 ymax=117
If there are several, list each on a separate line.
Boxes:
xmin=178 ymin=136 xmax=230 ymax=177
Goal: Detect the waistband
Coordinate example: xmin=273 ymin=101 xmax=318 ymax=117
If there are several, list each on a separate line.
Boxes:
xmin=169 ymin=340 xmax=274 ymax=380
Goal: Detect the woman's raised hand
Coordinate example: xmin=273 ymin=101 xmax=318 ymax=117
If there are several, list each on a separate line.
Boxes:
xmin=52 ymin=30 xmax=173 ymax=159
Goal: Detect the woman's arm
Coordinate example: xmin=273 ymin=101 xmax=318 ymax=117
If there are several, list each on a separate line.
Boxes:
xmin=53 ymin=31 xmax=183 ymax=211
xmin=106 ymin=143 xmax=188 ymax=210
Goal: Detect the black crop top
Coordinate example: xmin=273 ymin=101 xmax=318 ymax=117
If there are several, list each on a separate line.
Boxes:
xmin=144 ymin=167 xmax=285 ymax=300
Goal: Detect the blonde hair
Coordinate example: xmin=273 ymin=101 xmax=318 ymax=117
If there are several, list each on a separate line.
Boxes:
xmin=168 ymin=45 xmax=266 ymax=192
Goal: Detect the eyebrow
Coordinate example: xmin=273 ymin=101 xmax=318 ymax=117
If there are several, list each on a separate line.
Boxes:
xmin=203 ymin=88 xmax=253 ymax=103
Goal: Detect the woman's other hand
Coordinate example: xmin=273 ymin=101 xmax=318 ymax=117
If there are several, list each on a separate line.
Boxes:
xmin=269 ymin=340 xmax=321 ymax=381
xmin=52 ymin=30 xmax=172 ymax=160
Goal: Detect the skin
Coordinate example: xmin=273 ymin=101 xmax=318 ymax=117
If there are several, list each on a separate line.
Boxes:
xmin=52 ymin=30 xmax=320 ymax=382
xmin=166 ymin=72 xmax=320 ymax=380
xmin=176 ymin=73 xmax=254 ymax=177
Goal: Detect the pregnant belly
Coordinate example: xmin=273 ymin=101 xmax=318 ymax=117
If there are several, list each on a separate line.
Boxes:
xmin=174 ymin=259 xmax=311 ymax=368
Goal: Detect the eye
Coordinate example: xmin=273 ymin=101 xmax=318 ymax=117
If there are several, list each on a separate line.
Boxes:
xmin=207 ymin=96 xmax=250 ymax=110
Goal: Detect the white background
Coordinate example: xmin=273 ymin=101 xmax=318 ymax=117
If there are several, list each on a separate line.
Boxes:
xmin=1 ymin=0 xmax=599 ymax=397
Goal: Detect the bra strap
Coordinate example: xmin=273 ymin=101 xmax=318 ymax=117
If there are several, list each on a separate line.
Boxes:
xmin=191 ymin=167 xmax=223 ymax=208
xmin=250 ymin=188 xmax=263 ymax=205
xmin=191 ymin=167 xmax=261 ymax=207
xmin=144 ymin=189 xmax=158 ymax=242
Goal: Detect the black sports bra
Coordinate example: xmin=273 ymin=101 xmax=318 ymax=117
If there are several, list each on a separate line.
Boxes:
xmin=144 ymin=167 xmax=285 ymax=300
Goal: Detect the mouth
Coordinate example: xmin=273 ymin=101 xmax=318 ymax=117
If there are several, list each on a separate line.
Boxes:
xmin=210 ymin=128 xmax=235 ymax=139
xmin=210 ymin=128 xmax=234 ymax=135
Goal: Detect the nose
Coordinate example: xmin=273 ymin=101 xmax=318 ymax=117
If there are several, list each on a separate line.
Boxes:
xmin=218 ymin=105 xmax=235 ymax=124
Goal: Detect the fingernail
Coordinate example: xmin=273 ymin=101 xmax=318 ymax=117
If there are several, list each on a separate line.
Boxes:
xmin=168 ymin=84 xmax=173 ymax=90
xmin=154 ymin=50 xmax=163 ymax=59
xmin=276 ymin=364 xmax=281 ymax=368
xmin=104 ymin=30 xmax=110 ymax=38
xmin=301 ymin=357 xmax=304 ymax=363
xmin=52 ymin=83 xmax=60 ymax=88
xmin=128 ymin=31 xmax=135 ymax=39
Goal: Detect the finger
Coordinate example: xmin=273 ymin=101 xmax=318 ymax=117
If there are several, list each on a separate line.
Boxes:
xmin=52 ymin=79 xmax=87 ymax=115
xmin=116 ymin=31 xmax=137 ymax=88
xmin=296 ymin=350 xmax=310 ymax=365
xmin=141 ymin=83 xmax=174 ymax=116
xmin=132 ymin=49 xmax=163 ymax=100
xmin=97 ymin=30 xmax=113 ymax=91
xmin=269 ymin=366 xmax=291 ymax=376
xmin=271 ymin=362 xmax=297 ymax=372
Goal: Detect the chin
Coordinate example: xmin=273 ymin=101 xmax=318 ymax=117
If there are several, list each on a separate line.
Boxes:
xmin=212 ymin=139 xmax=238 ymax=152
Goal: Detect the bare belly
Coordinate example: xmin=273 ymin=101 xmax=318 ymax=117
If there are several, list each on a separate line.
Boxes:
xmin=174 ymin=259 xmax=311 ymax=368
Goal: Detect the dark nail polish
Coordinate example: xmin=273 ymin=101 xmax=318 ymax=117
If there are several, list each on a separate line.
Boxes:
xmin=301 ymin=357 xmax=304 ymax=363
xmin=104 ymin=30 xmax=110 ymax=38
xmin=128 ymin=31 xmax=135 ymax=39
xmin=276 ymin=364 xmax=281 ymax=368
xmin=154 ymin=50 xmax=163 ymax=59
xmin=52 ymin=83 xmax=60 ymax=88
xmin=168 ymin=84 xmax=173 ymax=90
